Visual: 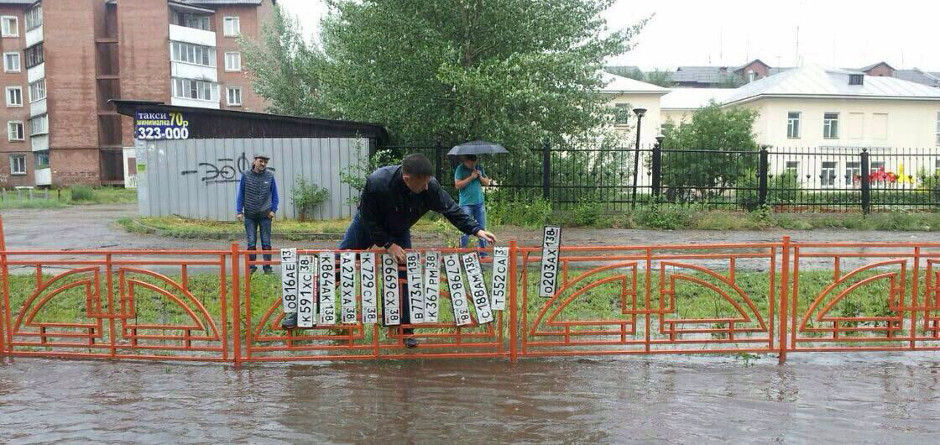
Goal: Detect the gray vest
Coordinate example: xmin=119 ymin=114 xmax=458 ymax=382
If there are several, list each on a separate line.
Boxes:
xmin=242 ymin=169 xmax=274 ymax=218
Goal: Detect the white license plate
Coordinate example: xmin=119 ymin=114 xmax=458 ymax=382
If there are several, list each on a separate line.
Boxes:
xmin=359 ymin=252 xmax=378 ymax=324
xmin=297 ymin=255 xmax=316 ymax=328
xmin=539 ymin=226 xmax=562 ymax=297
xmin=318 ymin=252 xmax=337 ymax=325
xmin=424 ymin=251 xmax=441 ymax=323
xmin=340 ymin=252 xmax=358 ymax=324
xmin=443 ymin=253 xmax=472 ymax=326
xmin=382 ymin=254 xmax=401 ymax=325
xmin=490 ymin=247 xmax=509 ymax=311
xmin=405 ymin=252 xmax=425 ymax=324
xmin=280 ymin=248 xmax=298 ymax=314
xmin=463 ymin=253 xmax=493 ymax=324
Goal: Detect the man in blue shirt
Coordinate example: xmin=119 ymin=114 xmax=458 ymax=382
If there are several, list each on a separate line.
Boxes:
xmin=454 ymin=155 xmax=492 ymax=250
xmin=236 ymin=153 xmax=279 ymax=275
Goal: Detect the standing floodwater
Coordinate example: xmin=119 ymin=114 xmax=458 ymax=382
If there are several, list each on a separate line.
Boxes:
xmin=2 ymin=354 xmax=939 ymax=444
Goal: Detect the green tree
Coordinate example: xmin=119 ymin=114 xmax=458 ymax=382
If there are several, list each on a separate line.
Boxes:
xmin=660 ymin=102 xmax=759 ymax=202
xmin=244 ymin=0 xmax=647 ymax=151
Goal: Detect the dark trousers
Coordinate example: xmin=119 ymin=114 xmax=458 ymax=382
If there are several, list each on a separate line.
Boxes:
xmin=340 ymin=213 xmax=414 ymax=328
xmin=244 ymin=215 xmax=272 ymax=270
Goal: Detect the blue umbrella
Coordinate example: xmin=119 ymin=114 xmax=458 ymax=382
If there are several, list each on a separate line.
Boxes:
xmin=447 ymin=140 xmax=509 ymax=157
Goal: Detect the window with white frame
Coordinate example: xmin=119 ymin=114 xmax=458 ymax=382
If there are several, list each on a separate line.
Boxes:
xmin=29 ymin=114 xmax=47 ymax=136
xmin=787 ymin=112 xmax=801 ymax=138
xmin=823 ymin=112 xmax=839 ymax=139
xmin=177 ymin=13 xmax=210 ymax=31
xmin=28 ymin=79 xmax=44 ymax=102
xmin=227 ymin=86 xmax=242 ymax=106
xmin=9 ymin=154 xmax=25 ymax=174
xmin=3 ymin=52 xmax=19 ymax=72
xmin=785 ymin=160 xmax=799 ymax=177
xmin=6 ymin=86 xmax=22 ymax=107
xmin=25 ymin=6 xmax=41 ymax=31
xmin=34 ymin=150 xmax=48 ymax=169
xmin=223 ymin=17 xmax=240 ymax=37
xmin=24 ymin=43 xmax=43 ymax=69
xmin=7 ymin=121 xmax=24 ymax=141
xmin=845 ymin=162 xmax=861 ymax=186
xmin=172 ymin=78 xmax=217 ymax=102
xmin=821 ymin=161 xmax=837 ymax=187
xmin=224 ymin=52 xmax=241 ymax=71
xmin=1 ymin=16 xmax=18 ymax=37
xmin=613 ymin=103 xmax=631 ymax=125
xmin=870 ymin=160 xmax=885 ymax=175
xmin=170 ymin=42 xmax=216 ymax=67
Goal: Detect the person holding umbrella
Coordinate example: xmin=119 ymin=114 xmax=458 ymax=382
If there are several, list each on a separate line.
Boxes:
xmin=454 ymin=154 xmax=492 ymax=251
xmin=449 ymin=141 xmax=508 ymax=252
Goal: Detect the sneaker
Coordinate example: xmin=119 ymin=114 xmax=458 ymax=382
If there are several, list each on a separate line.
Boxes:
xmin=403 ymin=337 xmax=419 ymax=348
xmin=263 ymin=267 xmax=274 ymax=275
xmin=282 ymin=312 xmax=298 ymax=329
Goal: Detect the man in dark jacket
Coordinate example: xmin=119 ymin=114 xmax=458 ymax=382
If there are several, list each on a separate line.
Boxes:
xmin=236 ymin=152 xmax=279 ymax=274
xmin=281 ymin=154 xmax=497 ymax=340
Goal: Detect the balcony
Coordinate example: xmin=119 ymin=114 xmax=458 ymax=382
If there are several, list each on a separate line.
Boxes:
xmin=30 ymin=98 xmax=46 ymax=117
xmin=25 ymin=26 xmax=42 ymax=47
xmin=30 ymin=134 xmax=48 ymax=152
xmin=171 ymin=62 xmax=217 ymax=83
xmin=170 ymin=96 xmax=220 ymax=109
xmin=34 ymin=167 xmax=50 ymax=186
xmin=168 ymin=24 xmax=215 ymax=47
xmin=27 ymin=62 xmax=44 ymax=84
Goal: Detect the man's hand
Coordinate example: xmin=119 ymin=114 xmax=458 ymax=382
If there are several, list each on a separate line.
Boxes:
xmin=471 ymin=170 xmax=481 ymax=179
xmin=386 ymin=243 xmax=407 ymax=263
xmin=237 ymin=213 xmax=244 ymax=222
xmin=268 ymin=211 xmax=276 ymax=220
xmin=475 ymin=229 xmax=497 ymax=244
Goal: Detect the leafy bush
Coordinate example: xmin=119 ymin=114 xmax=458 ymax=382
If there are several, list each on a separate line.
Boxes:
xmin=633 ymin=203 xmax=693 ymax=229
xmin=69 ymin=186 xmax=96 ymax=202
xmin=291 ymin=176 xmax=330 ymax=221
xmin=489 ymin=197 xmax=552 ymax=228
xmin=572 ymin=200 xmax=603 ymax=226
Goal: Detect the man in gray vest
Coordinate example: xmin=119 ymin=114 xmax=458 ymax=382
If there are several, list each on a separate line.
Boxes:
xmin=236 ymin=152 xmax=279 ymax=274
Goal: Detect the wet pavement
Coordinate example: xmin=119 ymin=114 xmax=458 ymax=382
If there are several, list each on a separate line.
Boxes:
xmin=1 ymin=353 xmax=939 ymax=444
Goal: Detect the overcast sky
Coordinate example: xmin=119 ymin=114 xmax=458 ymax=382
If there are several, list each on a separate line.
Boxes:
xmin=277 ymin=0 xmax=939 ymax=71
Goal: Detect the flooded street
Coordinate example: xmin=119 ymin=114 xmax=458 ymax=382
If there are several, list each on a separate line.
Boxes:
xmin=2 ymin=353 xmax=939 ymax=444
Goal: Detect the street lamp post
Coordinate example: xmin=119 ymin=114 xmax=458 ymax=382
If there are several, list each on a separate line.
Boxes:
xmin=630 ymin=107 xmax=647 ymax=209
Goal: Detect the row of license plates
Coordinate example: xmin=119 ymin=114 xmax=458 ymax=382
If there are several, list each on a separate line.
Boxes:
xmin=278 ymin=227 xmax=561 ymax=328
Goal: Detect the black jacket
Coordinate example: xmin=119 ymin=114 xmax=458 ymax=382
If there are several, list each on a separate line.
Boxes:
xmin=358 ymin=165 xmax=480 ymax=247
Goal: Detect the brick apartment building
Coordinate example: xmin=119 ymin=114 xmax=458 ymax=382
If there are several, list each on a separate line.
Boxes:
xmin=0 ymin=0 xmax=273 ymax=188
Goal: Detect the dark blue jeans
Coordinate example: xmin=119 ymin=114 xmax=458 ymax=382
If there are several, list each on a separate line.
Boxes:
xmin=340 ymin=213 xmax=413 ymax=327
xmin=244 ymin=215 xmax=272 ymax=270
xmin=459 ymin=203 xmax=487 ymax=249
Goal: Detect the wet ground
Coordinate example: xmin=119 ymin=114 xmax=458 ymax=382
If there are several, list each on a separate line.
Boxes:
xmin=1 ymin=353 xmax=939 ymax=444
xmin=0 ymin=204 xmax=934 ymax=251
xmin=2 ymin=205 xmax=940 ymax=443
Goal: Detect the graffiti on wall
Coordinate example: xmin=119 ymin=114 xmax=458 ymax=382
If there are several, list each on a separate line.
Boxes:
xmin=181 ymin=153 xmax=275 ymax=185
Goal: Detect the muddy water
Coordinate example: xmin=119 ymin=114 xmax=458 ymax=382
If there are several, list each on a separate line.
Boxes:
xmin=1 ymin=354 xmax=939 ymax=444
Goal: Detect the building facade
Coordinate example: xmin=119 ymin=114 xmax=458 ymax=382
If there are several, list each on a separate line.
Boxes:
xmin=0 ymin=0 xmax=273 ymax=189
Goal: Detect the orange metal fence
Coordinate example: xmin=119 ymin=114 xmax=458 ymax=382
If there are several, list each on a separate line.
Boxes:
xmin=1 ymin=215 xmax=939 ymax=365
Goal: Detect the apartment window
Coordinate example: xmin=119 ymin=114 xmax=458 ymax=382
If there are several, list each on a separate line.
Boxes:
xmin=1 ymin=16 xmax=18 ymax=38
xmin=787 ymin=112 xmax=801 ymax=138
xmin=34 ymin=150 xmax=48 ymax=169
xmin=820 ymin=161 xmax=837 ymax=187
xmin=24 ymin=43 xmax=43 ymax=69
xmin=870 ymin=161 xmax=885 ymax=175
xmin=3 ymin=52 xmax=19 ymax=72
xmin=7 ymin=121 xmax=23 ymax=141
xmin=178 ymin=13 xmax=210 ymax=31
xmin=173 ymin=78 xmax=217 ymax=102
xmin=823 ymin=113 xmax=839 ymax=139
xmin=170 ymin=42 xmax=216 ymax=67
xmin=785 ymin=160 xmax=799 ymax=176
xmin=28 ymin=79 xmax=44 ymax=102
xmin=29 ymin=114 xmax=47 ymax=136
xmin=224 ymin=52 xmax=241 ymax=71
xmin=9 ymin=154 xmax=25 ymax=175
xmin=849 ymin=74 xmax=864 ymax=86
xmin=6 ymin=86 xmax=22 ymax=107
xmin=24 ymin=6 xmax=41 ymax=31
xmin=223 ymin=17 xmax=240 ymax=37
xmin=845 ymin=162 xmax=861 ymax=185
xmin=227 ymin=86 xmax=242 ymax=106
